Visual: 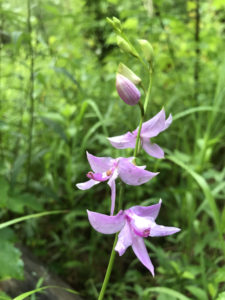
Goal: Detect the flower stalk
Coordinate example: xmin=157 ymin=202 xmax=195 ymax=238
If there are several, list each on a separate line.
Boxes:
xmin=133 ymin=67 xmax=153 ymax=160
xmin=98 ymin=183 xmax=124 ymax=300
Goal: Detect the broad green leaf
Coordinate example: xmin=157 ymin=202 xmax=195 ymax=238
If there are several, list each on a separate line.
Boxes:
xmin=0 ymin=241 xmax=23 ymax=280
xmin=185 ymin=286 xmax=207 ymax=300
xmin=216 ymin=292 xmax=225 ymax=300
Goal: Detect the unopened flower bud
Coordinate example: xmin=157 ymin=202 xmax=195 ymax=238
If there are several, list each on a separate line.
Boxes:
xmin=117 ymin=36 xmax=136 ymax=57
xmin=138 ymin=39 xmax=154 ymax=63
xmin=116 ymin=74 xmax=141 ymax=106
xmin=106 ymin=17 xmax=122 ymax=33
xmin=112 ymin=17 xmax=122 ymax=31
xmin=118 ymin=63 xmax=141 ymax=85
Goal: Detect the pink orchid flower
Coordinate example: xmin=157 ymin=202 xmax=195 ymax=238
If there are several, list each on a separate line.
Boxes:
xmin=87 ymin=199 xmax=180 ymax=276
xmin=76 ymin=152 xmax=158 ymax=215
xmin=108 ymin=108 xmax=172 ymax=159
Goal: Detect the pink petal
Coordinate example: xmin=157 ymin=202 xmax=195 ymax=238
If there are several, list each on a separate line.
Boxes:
xmin=140 ymin=108 xmax=168 ymax=138
xmin=150 ymin=224 xmax=181 ymax=237
xmin=131 ymin=234 xmax=155 ymax=276
xmin=107 ymin=170 xmax=119 ymax=215
xmin=142 ymin=139 xmax=164 ymax=159
xmin=165 ymin=114 xmax=172 ymax=129
xmin=115 ymin=221 xmax=132 ymax=256
xmin=87 ymin=152 xmax=113 ymax=173
xmin=76 ymin=179 xmax=100 ymax=190
xmin=108 ymin=132 xmax=136 ymax=149
xmin=87 ymin=210 xmax=125 ymax=234
xmin=118 ymin=158 xmax=158 ymax=186
xmin=131 ymin=199 xmax=162 ymax=220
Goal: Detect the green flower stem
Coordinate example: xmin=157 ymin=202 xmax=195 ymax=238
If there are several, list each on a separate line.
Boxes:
xmin=133 ymin=67 xmax=153 ymax=159
xmin=144 ymin=66 xmax=153 ymax=113
xmin=133 ymin=104 xmax=144 ymax=159
xmin=98 ymin=183 xmax=124 ymax=300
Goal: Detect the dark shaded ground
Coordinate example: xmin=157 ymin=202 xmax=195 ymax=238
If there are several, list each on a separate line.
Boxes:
xmin=0 ymin=246 xmax=83 ymax=300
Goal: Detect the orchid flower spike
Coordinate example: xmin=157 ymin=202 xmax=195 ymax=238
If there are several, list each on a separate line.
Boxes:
xmin=87 ymin=199 xmax=180 ymax=276
xmin=76 ymin=152 xmax=158 ymax=215
xmin=108 ymin=108 xmax=172 ymax=159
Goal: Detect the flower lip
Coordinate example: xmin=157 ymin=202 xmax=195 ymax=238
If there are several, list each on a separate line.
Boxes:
xmin=86 ymin=171 xmax=109 ymax=182
xmin=133 ymin=227 xmax=151 ymax=237
xmin=125 ymin=210 xmax=152 ymax=237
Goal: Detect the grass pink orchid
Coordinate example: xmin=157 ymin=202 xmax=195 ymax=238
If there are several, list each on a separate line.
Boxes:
xmin=108 ymin=108 xmax=172 ymax=159
xmin=76 ymin=152 xmax=158 ymax=215
xmin=87 ymin=200 xmax=180 ymax=276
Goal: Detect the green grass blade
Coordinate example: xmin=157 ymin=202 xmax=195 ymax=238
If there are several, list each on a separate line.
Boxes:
xmin=13 ymin=285 xmax=78 ymax=300
xmin=85 ymin=99 xmax=108 ymax=136
xmin=142 ymin=287 xmax=191 ymax=300
xmin=0 ymin=211 xmax=66 ymax=230
xmin=173 ymin=106 xmax=225 ymax=121
xmin=168 ymin=155 xmax=225 ymax=257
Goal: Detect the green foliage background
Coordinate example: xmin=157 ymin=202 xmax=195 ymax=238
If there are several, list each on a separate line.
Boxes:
xmin=0 ymin=0 xmax=225 ymax=299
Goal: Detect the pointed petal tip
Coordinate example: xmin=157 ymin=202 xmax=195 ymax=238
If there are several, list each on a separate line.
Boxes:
xmin=153 ymin=172 xmax=160 ymax=177
xmin=86 ymin=150 xmax=90 ymax=156
xmin=115 ymin=247 xmax=125 ymax=256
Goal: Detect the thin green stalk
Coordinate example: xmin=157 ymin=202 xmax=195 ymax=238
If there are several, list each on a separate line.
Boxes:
xmin=98 ymin=183 xmax=124 ymax=300
xmin=144 ymin=67 xmax=153 ymax=113
xmin=26 ymin=0 xmax=35 ymax=188
xmin=134 ymin=67 xmax=153 ymax=159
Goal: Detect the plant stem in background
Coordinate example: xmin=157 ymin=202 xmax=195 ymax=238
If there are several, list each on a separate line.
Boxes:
xmin=0 ymin=3 xmax=4 ymax=161
xmin=98 ymin=183 xmax=124 ymax=300
xmin=194 ymin=0 xmax=200 ymax=102
xmin=154 ymin=3 xmax=180 ymax=84
xmin=26 ymin=0 xmax=35 ymax=188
